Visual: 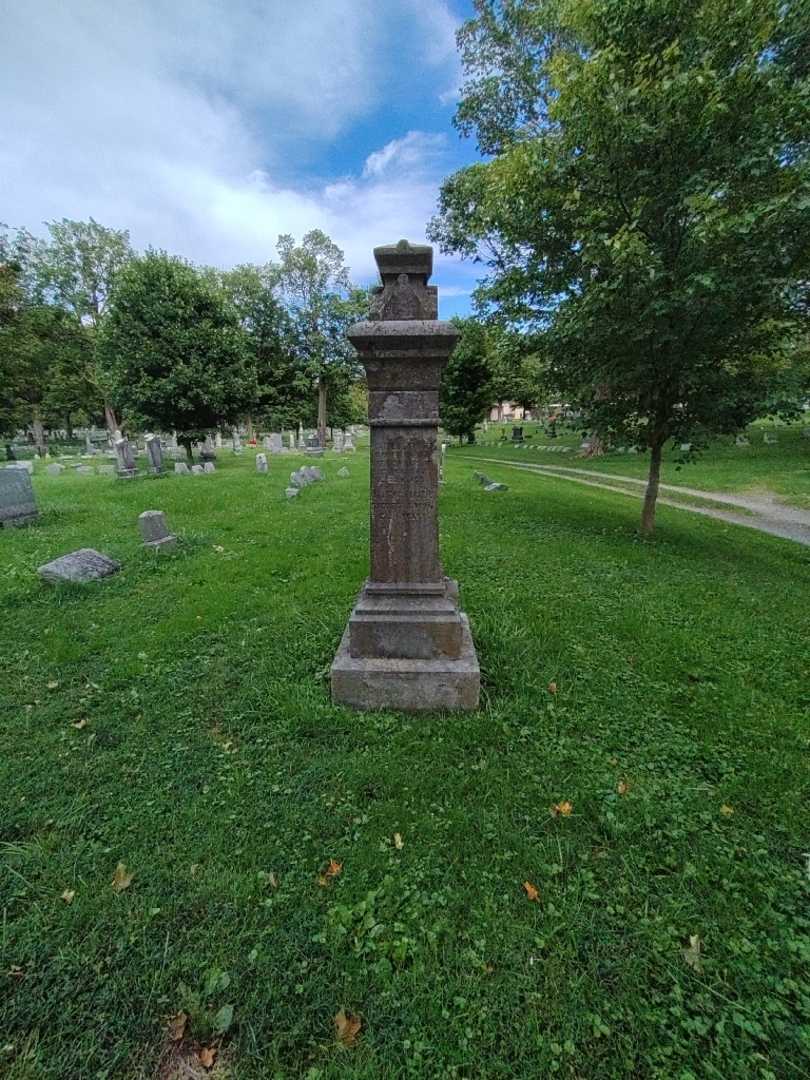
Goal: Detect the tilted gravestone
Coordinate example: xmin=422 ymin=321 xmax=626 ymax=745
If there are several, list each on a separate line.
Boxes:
xmin=38 ymin=548 xmax=120 ymax=584
xmin=191 ymin=464 xmax=204 ymax=475
xmin=175 ymin=462 xmax=190 ymax=475
xmin=138 ymin=510 xmax=176 ymax=552
xmin=114 ymin=437 xmax=137 ymax=479
xmin=145 ymin=434 xmax=164 ymax=475
xmin=0 ymin=468 xmax=38 ymax=527
xmin=331 ymin=240 xmax=479 ymax=712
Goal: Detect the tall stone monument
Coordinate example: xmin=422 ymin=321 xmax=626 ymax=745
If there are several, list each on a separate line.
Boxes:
xmin=114 ymin=437 xmax=136 ymax=479
xmin=331 ymin=240 xmax=480 ymax=711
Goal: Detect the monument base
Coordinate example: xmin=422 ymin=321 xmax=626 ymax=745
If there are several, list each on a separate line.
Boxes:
xmin=331 ymin=613 xmax=480 ymax=712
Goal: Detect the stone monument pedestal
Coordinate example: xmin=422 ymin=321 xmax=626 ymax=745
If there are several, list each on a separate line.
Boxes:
xmin=331 ymin=241 xmax=479 ymax=712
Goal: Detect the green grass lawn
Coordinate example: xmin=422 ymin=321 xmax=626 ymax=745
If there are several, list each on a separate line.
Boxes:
xmin=1 ymin=451 xmax=809 ymax=1079
xmin=457 ymin=419 xmax=810 ymax=509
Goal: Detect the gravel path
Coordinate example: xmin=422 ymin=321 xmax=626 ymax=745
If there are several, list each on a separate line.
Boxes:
xmin=474 ymin=459 xmax=810 ymax=547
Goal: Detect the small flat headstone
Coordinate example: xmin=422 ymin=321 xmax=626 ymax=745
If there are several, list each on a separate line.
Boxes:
xmin=735 ymin=435 xmax=749 ymax=447
xmin=203 ymin=462 xmax=215 ymax=473
xmin=175 ymin=463 xmax=190 ymax=475
xmin=47 ymin=463 xmax=65 ymax=476
xmin=337 ymin=466 xmax=350 ymax=478
xmin=484 ymin=482 xmax=508 ymax=492
xmin=191 ymin=464 xmax=204 ymax=474
xmin=38 ymin=548 xmax=120 ymax=584
xmin=77 ymin=465 xmax=94 ymax=475
xmin=285 ymin=487 xmax=299 ymax=498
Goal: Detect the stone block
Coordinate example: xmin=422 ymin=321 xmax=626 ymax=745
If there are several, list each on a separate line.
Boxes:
xmin=0 ymin=468 xmax=38 ymax=526
xmin=331 ymin=614 xmax=480 ymax=712
xmin=38 ymin=548 xmax=120 ymax=584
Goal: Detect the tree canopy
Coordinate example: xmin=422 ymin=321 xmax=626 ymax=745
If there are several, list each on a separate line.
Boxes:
xmin=430 ymin=0 xmax=810 ymax=533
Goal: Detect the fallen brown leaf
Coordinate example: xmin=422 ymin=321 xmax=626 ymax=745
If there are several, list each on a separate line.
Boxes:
xmin=47 ymin=680 xmax=59 ymax=690
xmin=617 ymin=780 xmax=629 ymax=796
xmin=393 ymin=832 xmax=404 ymax=850
xmin=111 ymin=862 xmax=134 ymax=893
xmin=522 ymin=881 xmax=540 ymax=902
xmin=547 ymin=681 xmax=558 ymax=695
xmin=71 ymin=719 xmax=88 ymax=730
xmin=167 ymin=1010 xmax=188 ymax=1042
xmin=61 ymin=889 xmax=75 ymax=904
xmin=551 ymin=801 xmax=573 ymax=817
xmin=720 ymin=804 xmax=734 ymax=816
xmin=335 ymin=1008 xmax=361 ymax=1048
xmin=198 ymin=1046 xmax=217 ymax=1068
xmin=318 ymin=859 xmax=343 ymax=886
xmin=268 ymin=871 xmax=279 ymax=888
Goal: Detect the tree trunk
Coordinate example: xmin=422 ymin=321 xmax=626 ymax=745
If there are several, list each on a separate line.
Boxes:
xmin=104 ymin=400 xmax=118 ymax=435
xmin=317 ymin=376 xmax=327 ymax=447
xmin=246 ymin=414 xmax=254 ymax=441
xmin=641 ymin=441 xmax=663 ymax=537
xmin=31 ymin=407 xmax=47 ymax=458
xmin=184 ymin=439 xmax=194 ymax=464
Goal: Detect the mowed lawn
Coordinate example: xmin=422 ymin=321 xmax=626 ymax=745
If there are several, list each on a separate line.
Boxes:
xmin=458 ymin=420 xmax=810 ymax=509
xmin=1 ymin=449 xmax=809 ymax=1079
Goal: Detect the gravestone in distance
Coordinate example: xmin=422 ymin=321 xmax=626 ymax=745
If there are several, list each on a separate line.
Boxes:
xmin=114 ymin=437 xmax=137 ymax=479
xmin=511 ymin=426 xmax=524 ymax=443
xmin=735 ymin=434 xmax=750 ymax=446
xmin=337 ymin=466 xmax=350 ymax=478
xmin=174 ymin=462 xmax=190 ymax=475
xmin=331 ymin=240 xmax=480 ymax=712
xmin=138 ymin=510 xmax=177 ymax=552
xmin=38 ymin=548 xmax=120 ymax=584
xmin=333 ymin=430 xmax=345 ymax=453
xmin=145 ymin=434 xmax=164 ymax=475
xmin=200 ymin=436 xmax=217 ymax=462
xmin=763 ymin=432 xmax=778 ymax=444
xmin=203 ymin=462 xmax=216 ymax=473
xmin=305 ymin=434 xmax=324 ymax=458
xmin=47 ymin=463 xmax=65 ymax=476
xmin=267 ymin=433 xmax=284 ymax=454
xmin=0 ymin=468 xmax=38 ymax=527
xmin=342 ymin=433 xmax=355 ymax=452
xmin=191 ymin=464 xmax=204 ymax=474
xmin=288 ymin=431 xmax=295 ymax=450
xmin=256 ymin=453 xmax=269 ymax=473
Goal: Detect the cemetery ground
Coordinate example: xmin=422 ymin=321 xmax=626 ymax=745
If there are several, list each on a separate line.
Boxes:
xmin=1 ymin=445 xmax=809 ymax=1080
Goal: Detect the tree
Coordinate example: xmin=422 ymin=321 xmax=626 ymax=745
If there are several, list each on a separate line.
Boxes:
xmin=275 ymin=231 xmax=365 ymax=445
xmin=218 ymin=263 xmax=309 ymax=432
xmin=441 ymin=318 xmax=493 ymax=443
xmin=99 ymin=251 xmax=256 ymax=461
xmin=34 ymin=218 xmax=132 ymax=433
xmin=430 ymin=0 xmax=810 ymax=534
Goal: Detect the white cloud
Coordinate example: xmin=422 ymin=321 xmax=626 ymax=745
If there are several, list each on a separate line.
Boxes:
xmin=0 ymin=0 xmax=472 ymax=292
xmin=362 ymin=131 xmax=447 ymax=179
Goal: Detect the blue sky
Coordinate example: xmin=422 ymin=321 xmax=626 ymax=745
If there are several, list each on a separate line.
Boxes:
xmin=1 ymin=0 xmax=481 ymax=316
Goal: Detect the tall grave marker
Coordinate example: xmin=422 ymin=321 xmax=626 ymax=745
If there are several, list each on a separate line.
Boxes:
xmin=331 ymin=240 xmax=479 ymax=711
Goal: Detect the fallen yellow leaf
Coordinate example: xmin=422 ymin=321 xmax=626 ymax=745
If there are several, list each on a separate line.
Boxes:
xmin=547 ymin=681 xmax=558 ymax=695
xmin=111 ymin=862 xmax=134 ymax=893
xmin=47 ymin=680 xmax=59 ymax=690
xmin=551 ymin=801 xmax=573 ymax=817
xmin=393 ymin=832 xmax=404 ymax=850
xmin=522 ymin=881 xmax=540 ymax=902
xmin=167 ymin=1010 xmax=188 ymax=1042
xmin=268 ymin=871 xmax=279 ymax=888
xmin=71 ymin=718 xmax=88 ymax=730
xmin=198 ymin=1046 xmax=217 ymax=1068
xmin=617 ymin=780 xmax=629 ymax=796
xmin=335 ymin=1008 xmax=362 ymax=1048
xmin=720 ymin=804 xmax=734 ymax=816
xmin=683 ymin=934 xmax=703 ymax=973
xmin=61 ymin=889 xmax=75 ymax=904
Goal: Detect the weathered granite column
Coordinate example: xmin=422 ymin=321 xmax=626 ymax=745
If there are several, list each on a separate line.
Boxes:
xmin=331 ymin=240 xmax=480 ymax=711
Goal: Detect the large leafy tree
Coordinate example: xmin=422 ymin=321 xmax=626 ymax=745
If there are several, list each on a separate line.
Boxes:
xmin=430 ymin=0 xmax=810 ymax=534
xmin=441 ymin=318 xmax=494 ymax=442
xmin=33 ymin=218 xmax=132 ymax=432
xmin=99 ymin=252 xmax=256 ymax=461
xmin=218 ymin=263 xmax=308 ymax=432
xmin=275 ymin=231 xmax=366 ymax=445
